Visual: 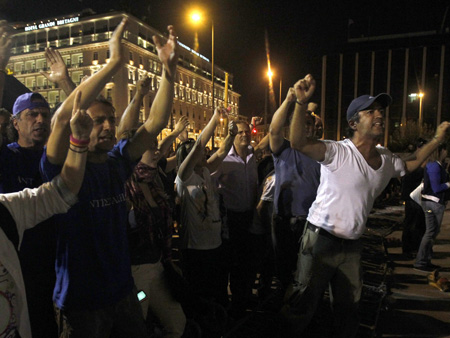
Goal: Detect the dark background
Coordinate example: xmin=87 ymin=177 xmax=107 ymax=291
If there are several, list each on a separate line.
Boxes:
xmin=2 ymin=0 xmax=450 ymax=117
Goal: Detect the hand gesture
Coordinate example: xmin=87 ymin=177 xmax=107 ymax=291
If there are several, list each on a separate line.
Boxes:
xmin=434 ymin=121 xmax=450 ymax=144
xmin=109 ymin=18 xmax=128 ymax=65
xmin=136 ymin=76 xmax=151 ymax=97
xmin=214 ymin=106 xmax=230 ymax=120
xmin=41 ymin=48 xmax=70 ymax=84
xmin=307 ymin=102 xmax=318 ymax=113
xmin=0 ymin=21 xmax=12 ymax=70
xmin=251 ymin=116 xmax=263 ymax=126
xmin=286 ymin=87 xmax=296 ymax=102
xmin=70 ymin=91 xmax=93 ymax=141
xmin=152 ymin=25 xmax=178 ymax=77
xmin=174 ymin=116 xmax=189 ymax=134
xmin=294 ymin=74 xmax=316 ymax=104
xmin=229 ymin=120 xmax=238 ymax=137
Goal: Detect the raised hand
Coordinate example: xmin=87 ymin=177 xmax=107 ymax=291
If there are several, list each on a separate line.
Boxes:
xmin=229 ymin=120 xmax=238 ymax=136
xmin=41 ymin=48 xmax=70 ymax=84
xmin=434 ymin=121 xmax=450 ymax=144
xmin=286 ymin=87 xmax=296 ymax=102
xmin=294 ymin=74 xmax=316 ymax=104
xmin=136 ymin=76 xmax=151 ymax=97
xmin=251 ymin=116 xmax=263 ymax=126
xmin=174 ymin=116 xmax=189 ymax=134
xmin=109 ymin=18 xmax=128 ymax=65
xmin=70 ymin=91 xmax=93 ymax=141
xmin=152 ymin=25 xmax=178 ymax=77
xmin=0 ymin=21 xmax=12 ymax=70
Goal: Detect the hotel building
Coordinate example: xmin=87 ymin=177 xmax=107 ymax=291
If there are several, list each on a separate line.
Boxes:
xmin=8 ymin=10 xmax=243 ymax=145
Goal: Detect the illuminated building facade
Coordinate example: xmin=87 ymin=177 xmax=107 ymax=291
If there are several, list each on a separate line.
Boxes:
xmin=9 ymin=10 xmax=243 ymax=144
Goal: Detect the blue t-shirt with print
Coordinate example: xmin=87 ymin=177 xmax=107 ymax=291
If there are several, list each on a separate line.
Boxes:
xmin=40 ymin=139 xmax=137 ymax=311
xmin=0 ymin=142 xmax=43 ymax=193
xmin=272 ymin=139 xmax=321 ymax=217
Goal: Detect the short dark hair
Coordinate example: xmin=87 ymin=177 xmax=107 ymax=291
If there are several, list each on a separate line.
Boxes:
xmin=91 ymin=96 xmax=116 ymax=114
xmin=176 ymin=138 xmax=196 ymax=169
xmin=346 ymin=111 xmax=360 ymax=138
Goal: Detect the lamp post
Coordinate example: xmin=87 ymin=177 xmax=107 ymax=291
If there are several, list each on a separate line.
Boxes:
xmin=418 ymin=92 xmax=424 ymax=131
xmin=190 ymin=11 xmax=215 ymax=147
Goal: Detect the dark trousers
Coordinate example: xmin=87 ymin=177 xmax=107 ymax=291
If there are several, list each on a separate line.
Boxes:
xmin=54 ymin=288 xmax=148 ymax=338
xmin=181 ymin=246 xmax=228 ymax=306
xmin=226 ymin=209 xmax=254 ymax=315
xmin=402 ymin=200 xmax=426 ymax=254
xmin=272 ymin=215 xmax=306 ymax=290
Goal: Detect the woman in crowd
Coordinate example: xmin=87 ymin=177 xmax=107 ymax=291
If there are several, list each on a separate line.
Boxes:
xmin=414 ymin=143 xmax=450 ymax=272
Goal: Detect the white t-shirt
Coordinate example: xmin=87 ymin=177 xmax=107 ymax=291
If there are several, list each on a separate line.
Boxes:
xmin=250 ymin=172 xmax=275 ymax=235
xmin=307 ymin=139 xmax=405 ymax=239
xmin=176 ymin=167 xmax=222 ymax=250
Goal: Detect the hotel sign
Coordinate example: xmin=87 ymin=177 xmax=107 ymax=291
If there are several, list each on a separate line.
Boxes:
xmin=25 ymin=17 xmax=80 ymax=32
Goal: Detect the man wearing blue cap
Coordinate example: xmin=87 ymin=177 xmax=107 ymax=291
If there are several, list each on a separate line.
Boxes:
xmin=281 ymin=74 xmax=450 ymax=337
xmin=0 ymin=91 xmax=58 ymax=338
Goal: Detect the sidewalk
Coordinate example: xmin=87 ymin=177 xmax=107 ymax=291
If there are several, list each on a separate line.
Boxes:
xmin=377 ymin=204 xmax=450 ymax=338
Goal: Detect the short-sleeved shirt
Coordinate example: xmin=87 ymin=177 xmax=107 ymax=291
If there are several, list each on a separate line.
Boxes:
xmin=307 ymin=139 xmax=405 ymax=240
xmin=0 ymin=142 xmax=43 ymax=193
xmin=249 ymin=171 xmax=275 ymax=235
xmin=272 ymin=139 xmax=321 ymax=217
xmin=40 ymin=139 xmax=137 ymax=311
xmin=176 ymin=168 xmax=222 ymax=250
xmin=212 ymin=145 xmax=257 ymax=212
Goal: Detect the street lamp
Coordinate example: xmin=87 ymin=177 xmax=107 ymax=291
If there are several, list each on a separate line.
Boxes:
xmin=418 ymin=92 xmax=424 ymax=131
xmin=189 ymin=10 xmax=215 ymax=146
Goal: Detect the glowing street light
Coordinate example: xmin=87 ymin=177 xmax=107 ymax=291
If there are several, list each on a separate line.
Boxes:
xmin=189 ymin=9 xmax=215 ymax=146
xmin=418 ymin=92 xmax=424 ymax=130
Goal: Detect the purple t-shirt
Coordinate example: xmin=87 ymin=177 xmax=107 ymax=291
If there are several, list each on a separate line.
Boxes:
xmin=272 ymin=139 xmax=321 ymax=217
xmin=40 ymin=139 xmax=137 ymax=311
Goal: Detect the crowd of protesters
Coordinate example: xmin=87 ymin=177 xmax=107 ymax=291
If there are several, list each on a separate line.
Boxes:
xmin=1 ymin=14 xmax=450 ymax=338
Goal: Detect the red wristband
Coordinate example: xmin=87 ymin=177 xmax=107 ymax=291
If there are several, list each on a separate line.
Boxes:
xmin=70 ymin=134 xmax=90 ymax=147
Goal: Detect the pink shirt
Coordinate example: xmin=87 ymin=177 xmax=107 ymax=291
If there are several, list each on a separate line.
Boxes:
xmin=212 ymin=145 xmax=258 ymax=212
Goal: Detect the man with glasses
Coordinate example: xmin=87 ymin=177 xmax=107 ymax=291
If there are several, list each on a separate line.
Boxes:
xmin=281 ymin=74 xmax=450 ymax=337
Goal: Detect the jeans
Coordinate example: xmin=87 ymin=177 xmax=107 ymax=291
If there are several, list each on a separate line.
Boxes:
xmin=415 ymin=200 xmax=445 ymax=267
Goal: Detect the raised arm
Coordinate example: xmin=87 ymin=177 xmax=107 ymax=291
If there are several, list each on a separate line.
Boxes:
xmin=405 ymin=122 xmax=450 ymax=173
xmin=41 ymin=47 xmax=76 ymax=96
xmin=47 ymin=18 xmax=127 ymax=165
xmin=159 ymin=116 xmax=189 ymax=156
xmin=1 ymin=91 xmax=92 ymax=232
xmin=117 ymin=76 xmax=151 ymax=138
xmin=290 ymin=74 xmax=325 ymax=161
xmin=269 ymin=88 xmax=296 ymax=153
xmin=0 ymin=21 xmax=11 ymax=149
xmin=126 ymin=25 xmax=178 ymax=161
xmin=207 ymin=120 xmax=237 ymax=172
xmin=178 ymin=108 xmax=225 ymax=181
xmin=60 ymin=90 xmax=93 ymax=194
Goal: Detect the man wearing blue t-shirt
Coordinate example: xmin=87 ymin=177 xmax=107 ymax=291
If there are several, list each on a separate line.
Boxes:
xmin=0 ymin=91 xmax=60 ymax=338
xmin=40 ymin=19 xmax=178 ymax=337
xmin=269 ymin=88 xmax=321 ymax=291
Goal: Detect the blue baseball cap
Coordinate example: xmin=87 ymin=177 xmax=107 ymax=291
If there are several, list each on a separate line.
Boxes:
xmin=12 ymin=92 xmax=50 ymax=116
xmin=346 ymin=93 xmax=392 ymax=121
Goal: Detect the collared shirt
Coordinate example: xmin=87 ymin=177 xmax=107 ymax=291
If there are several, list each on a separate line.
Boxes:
xmin=212 ymin=145 xmax=258 ymax=212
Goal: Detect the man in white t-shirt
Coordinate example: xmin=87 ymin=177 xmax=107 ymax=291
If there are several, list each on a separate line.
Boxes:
xmin=280 ymin=74 xmax=450 ymax=337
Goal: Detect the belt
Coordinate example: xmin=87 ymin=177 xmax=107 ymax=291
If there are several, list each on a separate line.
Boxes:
xmin=306 ymin=222 xmax=356 ymax=243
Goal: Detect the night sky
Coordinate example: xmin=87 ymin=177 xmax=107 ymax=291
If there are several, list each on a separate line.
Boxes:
xmin=2 ymin=0 xmax=450 ymax=117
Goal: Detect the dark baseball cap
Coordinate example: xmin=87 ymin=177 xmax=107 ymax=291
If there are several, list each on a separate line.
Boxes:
xmin=346 ymin=93 xmax=392 ymax=121
xmin=12 ymin=92 xmax=50 ymax=116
